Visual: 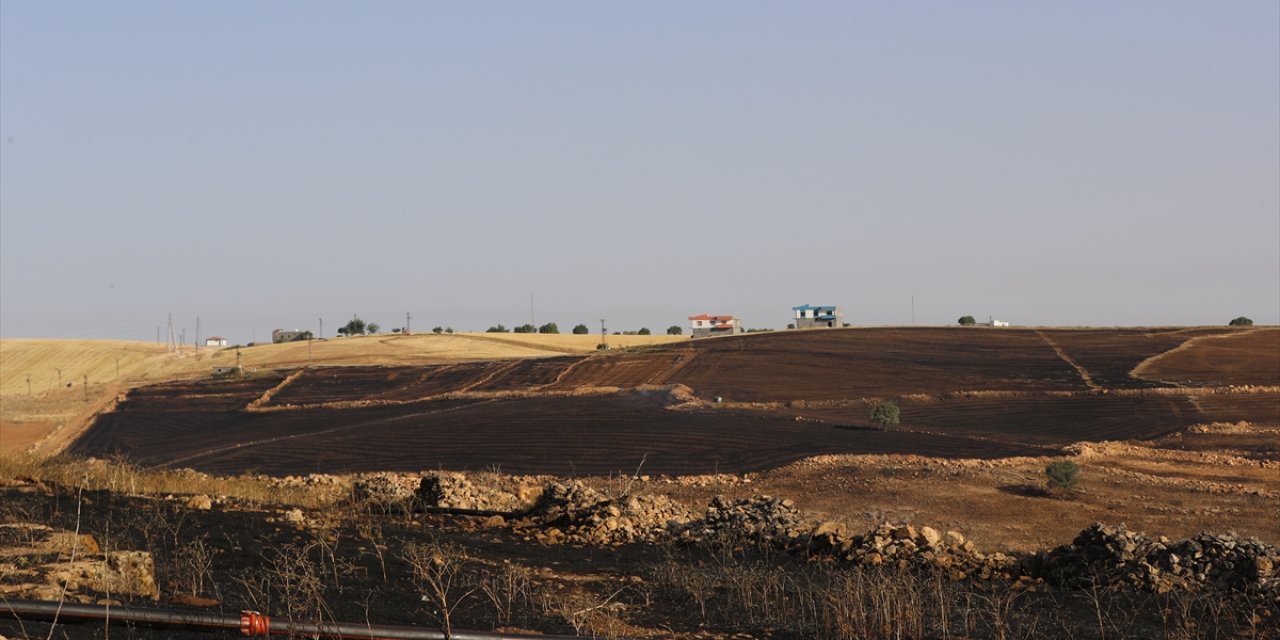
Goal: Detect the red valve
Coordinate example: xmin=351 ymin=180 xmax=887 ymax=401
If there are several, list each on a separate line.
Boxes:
xmin=240 ymin=610 xmax=271 ymax=636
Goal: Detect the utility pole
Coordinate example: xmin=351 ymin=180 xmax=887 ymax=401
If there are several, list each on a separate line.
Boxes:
xmin=83 ymin=375 xmax=89 ymax=402
xmin=530 ymin=294 xmax=535 ymax=330
xmin=406 ymin=312 xmax=411 ymax=335
xmin=167 ymin=313 xmax=176 ymax=353
xmin=319 ymin=318 xmax=323 ymax=340
xmin=195 ymin=316 xmax=201 ymax=350
xmin=911 ymin=295 xmax=916 ymax=326
xmin=600 ymin=319 xmax=607 ymax=349
xmin=180 ymin=329 xmax=186 ymax=354
xmin=156 ymin=326 xmax=160 ymax=345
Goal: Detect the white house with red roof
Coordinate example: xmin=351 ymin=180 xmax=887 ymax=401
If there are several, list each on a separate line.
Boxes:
xmin=688 ymin=313 xmax=743 ymax=338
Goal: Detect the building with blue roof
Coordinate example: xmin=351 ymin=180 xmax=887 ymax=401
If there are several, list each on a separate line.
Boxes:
xmin=792 ymin=304 xmax=844 ymax=329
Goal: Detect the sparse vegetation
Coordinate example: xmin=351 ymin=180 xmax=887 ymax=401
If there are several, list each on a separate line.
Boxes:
xmin=1045 ymin=460 xmax=1081 ymax=492
xmin=513 ymin=324 xmax=536 ymax=334
xmin=1229 ymin=316 xmax=1254 ymax=326
xmin=959 ymin=316 xmax=976 ymax=326
xmin=870 ymin=401 xmax=900 ymax=426
xmin=485 ymin=325 xmax=509 ymax=333
xmin=538 ymin=322 xmax=559 ymax=334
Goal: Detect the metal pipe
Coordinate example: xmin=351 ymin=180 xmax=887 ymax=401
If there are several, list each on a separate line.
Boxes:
xmin=2 ymin=599 xmax=589 ymax=639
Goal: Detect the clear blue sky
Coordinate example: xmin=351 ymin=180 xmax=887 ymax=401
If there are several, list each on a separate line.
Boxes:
xmin=2 ymin=2 xmax=1277 ymax=342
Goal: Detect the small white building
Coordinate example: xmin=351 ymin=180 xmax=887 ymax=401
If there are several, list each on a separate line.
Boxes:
xmin=204 ymin=336 xmax=228 ymax=347
xmin=989 ymin=320 xmax=1010 ymax=327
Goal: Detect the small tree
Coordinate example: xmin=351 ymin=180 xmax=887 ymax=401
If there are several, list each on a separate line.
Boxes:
xmin=432 ymin=326 xmax=444 ymax=334
xmin=486 ymin=324 xmax=509 ymax=333
xmin=572 ymin=324 xmax=590 ymax=335
xmin=444 ymin=327 xmax=454 ymax=334
xmin=513 ymin=324 xmax=536 ymax=334
xmin=666 ymin=325 xmax=683 ymax=335
xmin=787 ymin=323 xmax=795 ymax=330
xmin=341 ymin=315 xmax=367 ymax=336
xmin=538 ymin=322 xmax=559 ymax=334
xmin=638 ymin=327 xmax=651 ymax=335
xmin=367 ymin=322 xmax=380 ymax=334
xmin=1045 ymin=460 xmax=1081 ymax=492
xmin=1229 ymin=316 xmax=1253 ymax=326
xmin=870 ymin=401 xmax=900 ymax=426
xmin=958 ymin=316 xmax=976 ymax=326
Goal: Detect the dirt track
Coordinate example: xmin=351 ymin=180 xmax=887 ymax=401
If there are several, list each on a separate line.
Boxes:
xmin=67 ymin=327 xmax=1280 ymax=476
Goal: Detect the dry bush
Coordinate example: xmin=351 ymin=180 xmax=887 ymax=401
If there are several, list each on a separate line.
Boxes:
xmin=402 ymin=539 xmax=476 ymax=639
xmin=477 ymin=561 xmax=534 ymax=628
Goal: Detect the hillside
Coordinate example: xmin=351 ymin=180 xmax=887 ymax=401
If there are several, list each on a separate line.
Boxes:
xmin=0 ymin=332 xmax=684 ymax=454
xmin=66 ymin=326 xmax=1280 ymax=476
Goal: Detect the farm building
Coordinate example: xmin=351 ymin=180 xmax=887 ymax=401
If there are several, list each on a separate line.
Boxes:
xmin=272 ymin=329 xmax=305 ymax=344
xmin=989 ymin=319 xmax=1010 ymax=327
xmin=688 ymin=314 xmax=743 ymax=338
xmin=792 ymin=304 xmax=843 ymax=329
xmin=204 ymin=336 xmax=228 ymax=347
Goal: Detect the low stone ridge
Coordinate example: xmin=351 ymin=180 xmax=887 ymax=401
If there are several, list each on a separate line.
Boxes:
xmin=363 ymin=471 xmax=1279 ymax=600
xmin=1030 ymin=523 xmax=1280 ymax=600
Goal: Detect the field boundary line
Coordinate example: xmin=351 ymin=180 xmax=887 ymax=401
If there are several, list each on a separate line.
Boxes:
xmin=1037 ymin=331 xmax=1100 ymax=391
xmin=244 ymin=369 xmax=306 ymax=411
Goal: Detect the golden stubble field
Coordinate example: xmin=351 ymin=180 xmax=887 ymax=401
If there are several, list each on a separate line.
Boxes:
xmin=0 ymin=332 xmax=685 ymax=454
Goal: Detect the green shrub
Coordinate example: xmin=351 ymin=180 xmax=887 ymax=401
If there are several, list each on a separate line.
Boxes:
xmin=666 ymin=325 xmax=683 ymax=335
xmin=870 ymin=401 xmax=900 ymax=426
xmin=958 ymin=316 xmax=976 ymax=326
xmin=1228 ymin=316 xmax=1253 ymax=326
xmin=638 ymin=327 xmax=651 ymax=335
xmin=538 ymin=322 xmax=559 ymax=334
xmin=1045 ymin=460 xmax=1081 ymax=491
xmin=572 ymin=324 xmax=590 ymax=335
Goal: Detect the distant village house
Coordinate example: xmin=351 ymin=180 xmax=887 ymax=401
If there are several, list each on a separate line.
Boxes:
xmin=792 ymin=304 xmax=843 ymax=329
xmin=204 ymin=336 xmax=228 ymax=347
xmin=272 ymin=329 xmax=305 ymax=344
xmin=688 ymin=314 xmax=743 ymax=338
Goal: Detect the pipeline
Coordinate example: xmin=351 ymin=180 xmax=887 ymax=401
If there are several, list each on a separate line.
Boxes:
xmin=1 ymin=599 xmax=588 ymax=639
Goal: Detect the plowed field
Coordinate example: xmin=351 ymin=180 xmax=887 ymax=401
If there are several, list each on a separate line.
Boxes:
xmin=68 ymin=327 xmax=1280 ymax=476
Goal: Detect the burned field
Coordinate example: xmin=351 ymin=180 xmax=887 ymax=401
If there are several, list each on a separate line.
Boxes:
xmin=68 ymin=327 xmax=1280 ymax=477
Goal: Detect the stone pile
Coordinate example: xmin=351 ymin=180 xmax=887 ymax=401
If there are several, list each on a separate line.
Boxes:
xmin=416 ymin=472 xmax=526 ymax=512
xmin=351 ymin=473 xmax=417 ymax=510
xmin=676 ymin=495 xmax=808 ymax=546
xmin=1030 ymin=523 xmax=1280 ymax=600
xmin=521 ymin=481 xmax=696 ymax=545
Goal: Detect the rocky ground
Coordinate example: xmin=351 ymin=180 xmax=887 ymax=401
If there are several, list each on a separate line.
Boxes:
xmin=1 ymin=420 xmax=1277 ymax=639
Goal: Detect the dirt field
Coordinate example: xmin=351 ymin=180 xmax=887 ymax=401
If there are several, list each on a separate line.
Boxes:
xmin=0 ymin=333 xmax=682 ymax=454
